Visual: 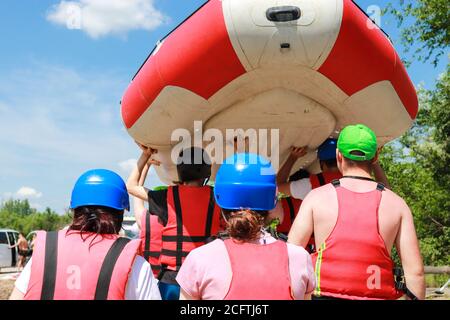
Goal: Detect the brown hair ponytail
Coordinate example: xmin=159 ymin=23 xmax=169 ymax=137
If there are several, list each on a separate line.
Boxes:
xmin=225 ymin=209 xmax=266 ymax=242
xmin=68 ymin=206 xmax=124 ymax=245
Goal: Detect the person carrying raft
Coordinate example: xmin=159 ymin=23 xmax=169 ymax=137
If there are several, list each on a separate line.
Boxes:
xmin=10 ymin=169 xmax=161 ymax=300
xmin=127 ymin=145 xmax=221 ymax=300
xmin=288 ymin=124 xmax=425 ymax=300
xmin=176 ymin=153 xmax=316 ymax=300
xmin=129 ymin=158 xmax=164 ymax=277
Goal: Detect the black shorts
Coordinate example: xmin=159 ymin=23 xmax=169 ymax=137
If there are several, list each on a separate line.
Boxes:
xmin=18 ymin=249 xmax=31 ymax=257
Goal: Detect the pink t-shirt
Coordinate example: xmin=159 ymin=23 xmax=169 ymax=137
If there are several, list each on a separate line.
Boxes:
xmin=176 ymin=235 xmax=316 ymax=300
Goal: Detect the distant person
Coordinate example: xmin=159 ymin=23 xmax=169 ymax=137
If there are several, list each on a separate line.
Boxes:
xmin=29 ymin=234 xmax=37 ymax=251
xmin=9 ymin=233 xmax=29 ymax=270
xmin=176 ymin=153 xmax=316 ymax=300
xmin=127 ymin=145 xmax=221 ymax=300
xmin=9 ymin=169 xmax=161 ymax=300
xmin=288 ymin=124 xmax=425 ymax=300
xmin=130 ymin=158 xmax=164 ymax=277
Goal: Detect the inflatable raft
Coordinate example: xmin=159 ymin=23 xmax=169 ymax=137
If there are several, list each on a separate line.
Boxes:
xmin=121 ymin=0 xmax=418 ymax=184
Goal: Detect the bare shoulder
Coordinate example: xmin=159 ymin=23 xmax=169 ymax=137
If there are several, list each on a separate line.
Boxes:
xmin=381 ymin=188 xmax=411 ymax=215
xmin=302 ymin=184 xmax=336 ymax=204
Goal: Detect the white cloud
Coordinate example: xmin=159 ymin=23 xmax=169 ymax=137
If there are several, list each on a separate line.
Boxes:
xmin=16 ymin=187 xmax=43 ymax=199
xmin=118 ymin=158 xmax=137 ymax=174
xmin=3 ymin=187 xmax=43 ymax=200
xmin=46 ymin=0 xmax=168 ymax=38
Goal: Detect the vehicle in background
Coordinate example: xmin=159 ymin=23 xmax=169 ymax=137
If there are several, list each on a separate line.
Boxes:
xmin=122 ymin=216 xmax=139 ymax=239
xmin=0 ymin=229 xmax=19 ymax=269
xmin=26 ymin=231 xmax=38 ymax=244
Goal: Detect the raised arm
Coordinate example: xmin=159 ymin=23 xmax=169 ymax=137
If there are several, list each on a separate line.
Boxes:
xmin=372 ymin=148 xmax=391 ymax=189
xmin=372 ymin=162 xmax=391 ymax=189
xmin=126 ymin=144 xmax=160 ymax=203
xmin=395 ymin=201 xmax=425 ymax=300
xmin=277 ymin=147 xmax=307 ymax=196
xmin=133 ymin=161 xmax=151 ymax=230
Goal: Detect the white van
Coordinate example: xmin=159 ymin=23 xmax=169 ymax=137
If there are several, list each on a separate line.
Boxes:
xmin=122 ymin=216 xmax=139 ymax=239
xmin=0 ymin=229 xmax=19 ymax=269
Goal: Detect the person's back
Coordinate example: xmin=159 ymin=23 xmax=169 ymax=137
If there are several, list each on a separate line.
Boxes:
xmin=289 ymin=124 xmax=425 ymax=300
xmin=177 ymin=153 xmax=315 ymax=300
xmin=127 ymin=145 xmax=220 ymax=300
xmin=160 ymin=184 xmax=220 ymax=271
xmin=17 ymin=235 xmax=28 ymax=251
xmin=24 ymin=230 xmax=140 ymax=300
xmin=308 ymin=179 xmax=404 ymax=254
xmin=11 ymin=169 xmax=161 ymax=301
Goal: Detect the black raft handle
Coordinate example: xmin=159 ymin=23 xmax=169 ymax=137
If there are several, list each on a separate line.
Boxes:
xmin=266 ymin=6 xmax=301 ymax=22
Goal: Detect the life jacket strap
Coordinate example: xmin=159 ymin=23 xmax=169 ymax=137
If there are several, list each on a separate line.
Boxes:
xmin=394 ymin=267 xmax=419 ymax=300
xmin=170 ymin=186 xmax=216 ymax=271
xmin=376 ymin=183 xmax=386 ymax=191
xmin=144 ymin=210 xmax=152 ymax=261
xmin=172 ymin=186 xmax=184 ymax=271
xmin=143 ymin=250 xmax=161 ymax=258
xmin=40 ymin=231 xmax=59 ymax=300
xmin=94 ymin=237 xmax=131 ymax=300
xmin=331 ymin=179 xmax=341 ymax=188
xmin=317 ymin=173 xmax=326 ymax=186
xmin=204 ymin=187 xmax=215 ymax=238
xmin=285 ymin=197 xmax=296 ymax=223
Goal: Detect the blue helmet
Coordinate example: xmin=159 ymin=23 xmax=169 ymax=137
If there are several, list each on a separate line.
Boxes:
xmin=318 ymin=138 xmax=338 ymax=161
xmin=214 ymin=153 xmax=277 ymax=211
xmin=70 ymin=169 xmax=130 ymax=211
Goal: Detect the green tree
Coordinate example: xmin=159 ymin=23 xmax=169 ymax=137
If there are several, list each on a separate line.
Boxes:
xmin=380 ymin=77 xmax=449 ymax=265
xmin=386 ymin=0 xmax=450 ymax=66
xmin=0 ymin=199 xmax=72 ymax=235
xmin=381 ymin=0 xmax=450 ymax=266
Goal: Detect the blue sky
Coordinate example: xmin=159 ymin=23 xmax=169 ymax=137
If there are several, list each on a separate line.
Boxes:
xmin=0 ymin=0 xmax=447 ymax=214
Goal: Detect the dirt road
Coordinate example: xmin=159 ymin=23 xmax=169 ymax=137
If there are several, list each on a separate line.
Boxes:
xmin=0 ymin=280 xmax=14 ymax=300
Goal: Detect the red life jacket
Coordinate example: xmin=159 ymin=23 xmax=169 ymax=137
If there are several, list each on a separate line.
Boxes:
xmin=139 ymin=210 xmax=163 ymax=277
xmin=312 ymin=180 xmax=403 ymax=300
xmin=278 ymin=197 xmax=315 ymax=253
xmin=309 ymin=172 xmax=343 ymax=189
xmin=160 ymin=185 xmax=221 ymax=271
xmin=278 ymin=197 xmax=302 ymax=234
xmin=224 ymin=239 xmax=293 ymax=300
xmin=24 ymin=230 xmax=140 ymax=300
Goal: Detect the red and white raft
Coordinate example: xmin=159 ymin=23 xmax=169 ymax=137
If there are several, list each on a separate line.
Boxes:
xmin=121 ymin=0 xmax=418 ymax=184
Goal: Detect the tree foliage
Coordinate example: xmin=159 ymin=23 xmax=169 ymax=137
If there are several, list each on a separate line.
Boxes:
xmin=381 ymin=0 xmax=449 ymax=265
xmin=0 ymin=199 xmax=72 ymax=236
xmin=380 ymin=72 xmax=449 ymax=265
xmin=385 ymin=0 xmax=450 ymax=66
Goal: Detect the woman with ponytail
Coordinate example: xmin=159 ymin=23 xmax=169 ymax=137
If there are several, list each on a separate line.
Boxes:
xmin=10 ymin=169 xmax=161 ymax=300
xmin=176 ymin=153 xmax=316 ymax=300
